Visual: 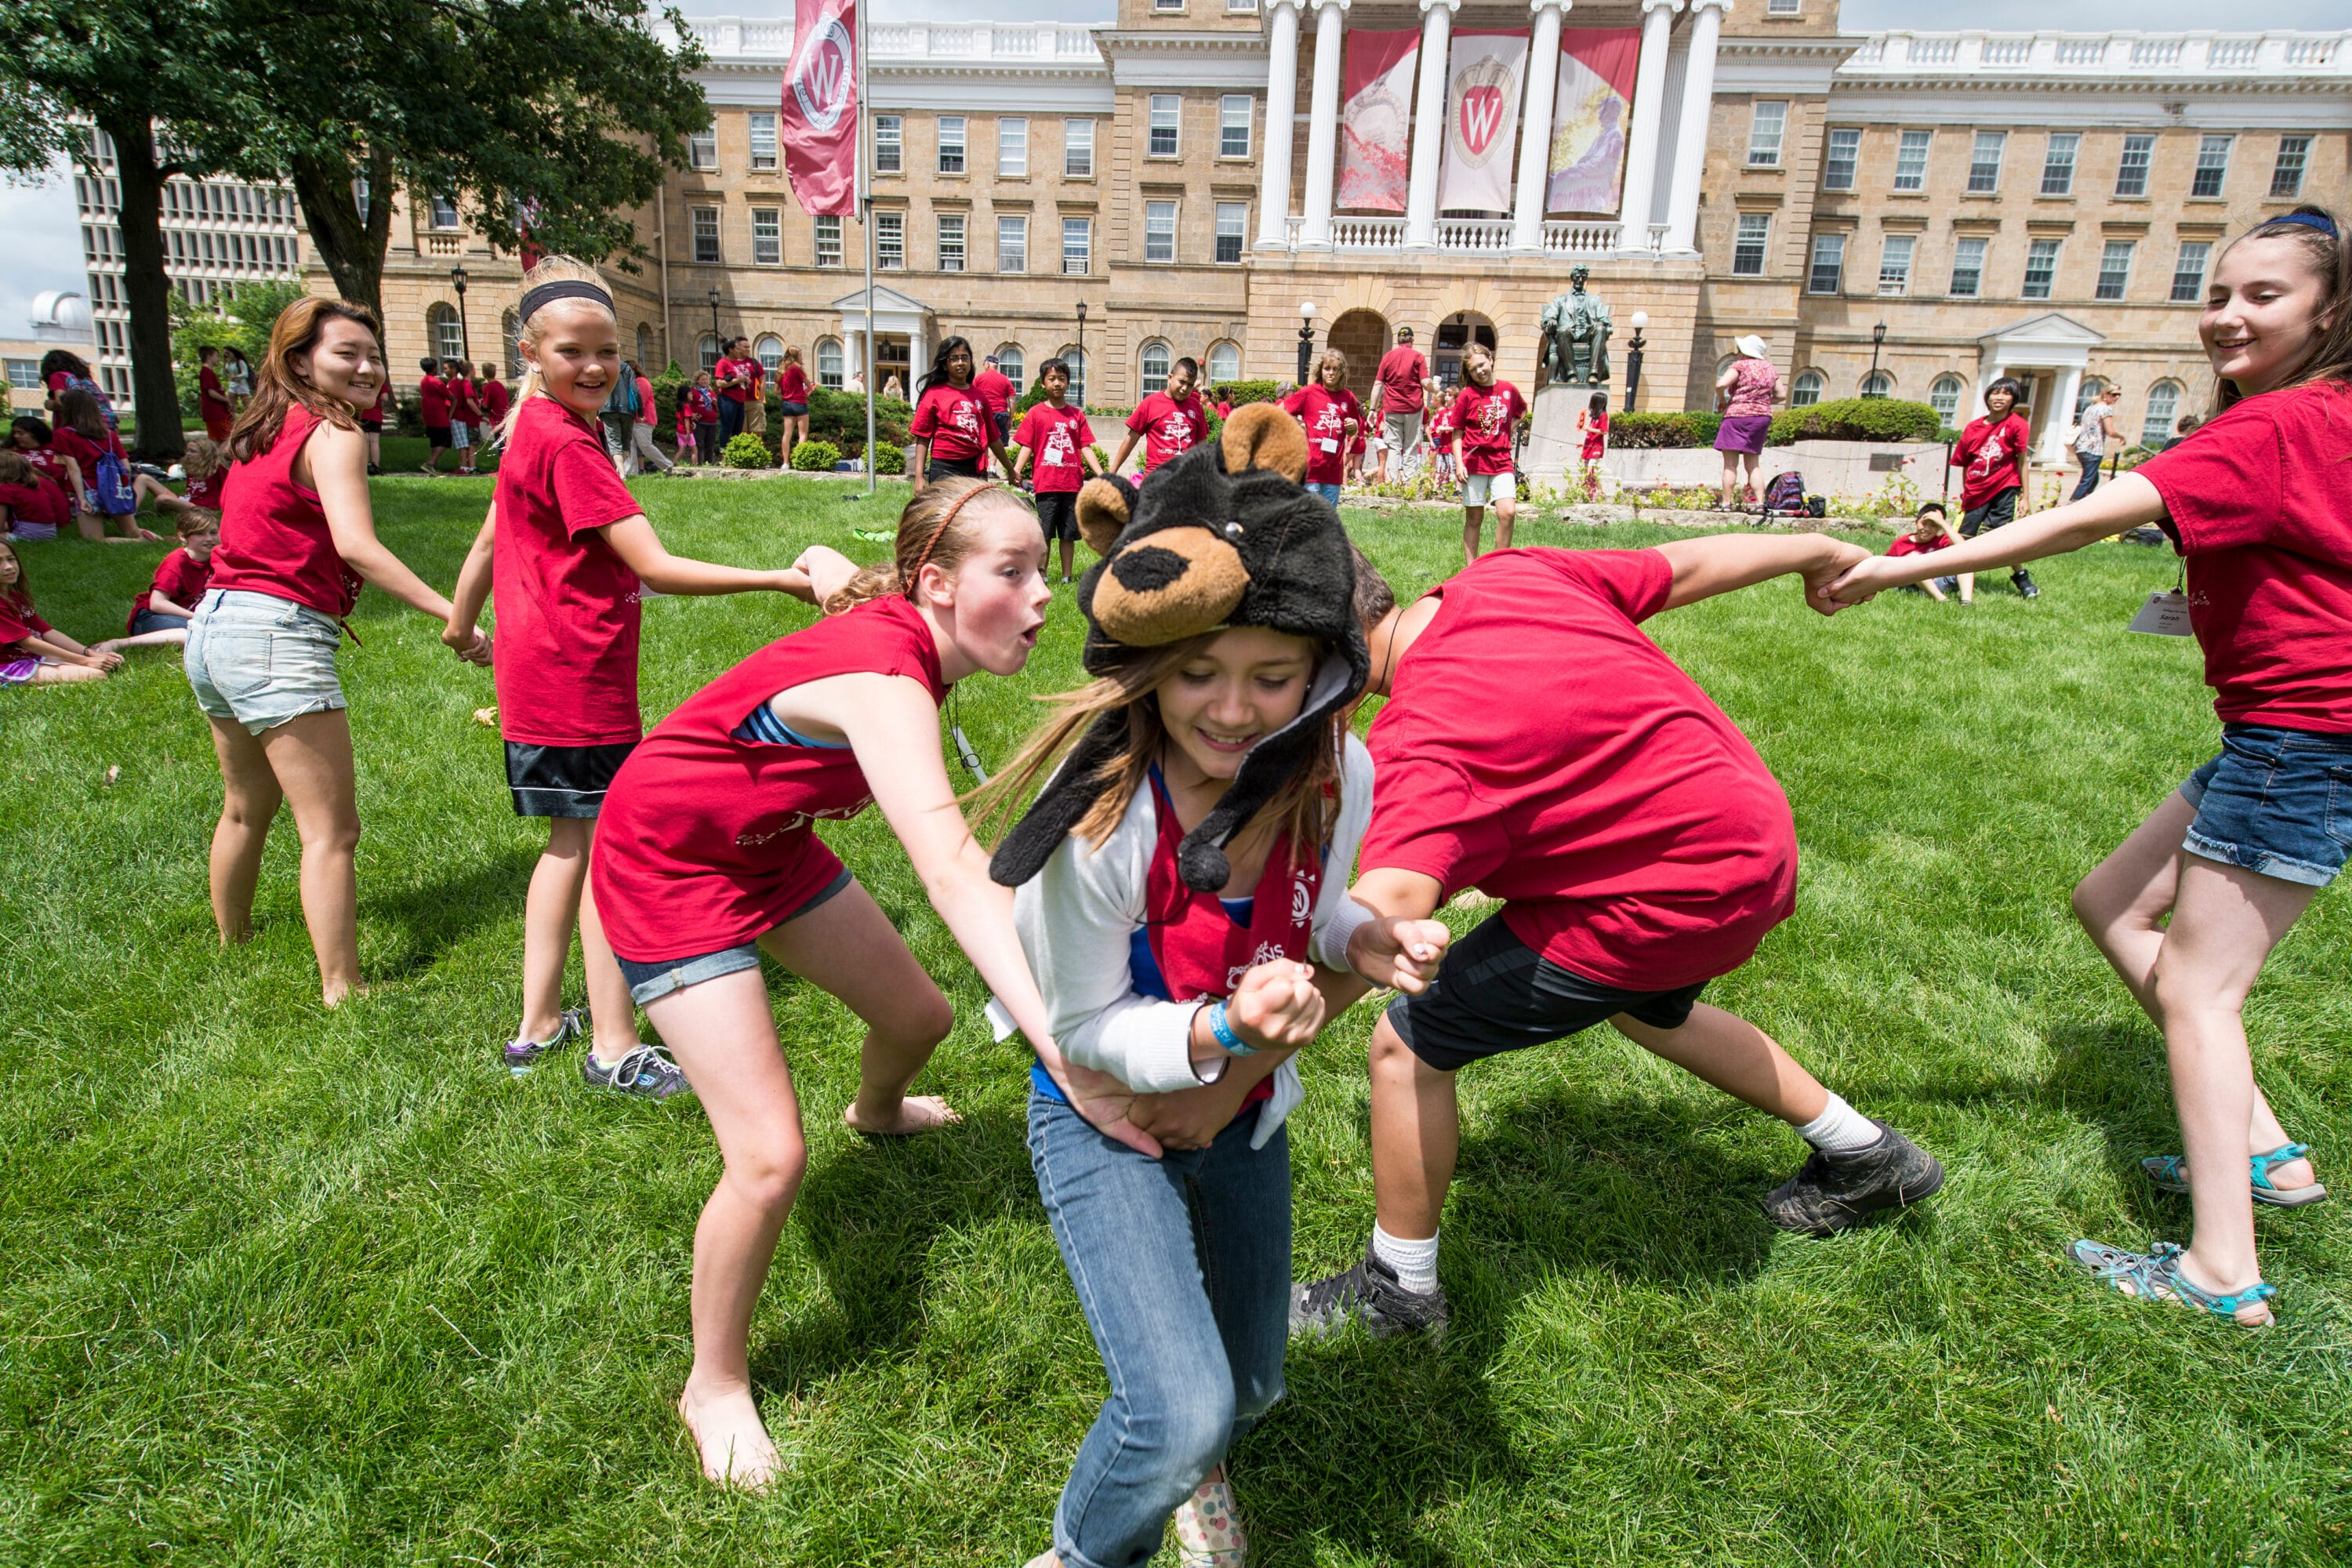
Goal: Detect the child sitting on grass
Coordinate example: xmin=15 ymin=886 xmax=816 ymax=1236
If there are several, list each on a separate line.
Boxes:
xmin=53 ymin=388 xmax=156 ymax=543
xmin=130 ymin=437 xmax=230 ymax=521
xmin=11 ymin=417 xmax=87 ymax=517
xmin=0 ymin=450 xmax=70 ymax=541
xmin=95 ymin=509 xmax=219 ymax=655
xmin=1887 ymin=502 xmax=1964 ymax=603
xmin=0 ymin=539 xmax=122 ymax=685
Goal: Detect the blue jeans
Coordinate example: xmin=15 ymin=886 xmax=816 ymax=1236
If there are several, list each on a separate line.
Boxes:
xmin=1028 ymin=1091 xmax=1290 ymax=1568
xmin=1306 ymin=481 xmax=1342 ymax=506
xmin=717 ymin=396 xmax=745 ymax=444
xmin=2180 ymin=723 xmax=2352 ymax=887
xmin=2071 ymin=449 xmax=2103 ymax=501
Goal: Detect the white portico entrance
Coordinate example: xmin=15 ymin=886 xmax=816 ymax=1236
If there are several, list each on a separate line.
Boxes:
xmin=835 ymin=282 xmax=933 ymax=394
xmin=1975 ymin=311 xmax=2107 ymax=464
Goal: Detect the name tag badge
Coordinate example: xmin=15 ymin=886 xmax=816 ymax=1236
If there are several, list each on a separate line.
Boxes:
xmin=1319 ymin=437 xmax=1339 ymax=454
xmin=2127 ymin=590 xmax=2194 ymax=637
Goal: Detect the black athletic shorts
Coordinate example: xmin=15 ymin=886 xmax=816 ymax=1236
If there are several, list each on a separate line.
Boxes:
xmin=927 ymin=455 xmax=985 ymax=482
xmin=424 ymin=423 xmax=453 ymax=449
xmin=1035 ymin=489 xmax=1080 ymax=543
xmin=1385 ymin=910 xmax=1708 ymax=1073
xmin=1960 ymin=487 xmax=2018 ymax=538
xmin=505 ymin=739 xmax=637 ymax=818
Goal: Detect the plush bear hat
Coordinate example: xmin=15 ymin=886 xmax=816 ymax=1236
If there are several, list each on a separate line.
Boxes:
xmin=989 ymin=402 xmax=1368 ymax=891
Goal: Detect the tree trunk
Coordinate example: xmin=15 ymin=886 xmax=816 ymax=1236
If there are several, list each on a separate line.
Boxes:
xmin=291 ymin=145 xmax=393 ymax=321
xmin=98 ymin=112 xmax=186 ymax=464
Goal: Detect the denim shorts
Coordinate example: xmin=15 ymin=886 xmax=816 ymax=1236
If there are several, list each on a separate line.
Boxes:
xmin=129 ymin=608 xmax=189 ymax=636
xmin=183 ymin=588 xmax=346 ymax=736
xmin=612 ymin=868 xmax=855 ymax=1004
xmin=2179 ymin=723 xmax=2352 ymax=888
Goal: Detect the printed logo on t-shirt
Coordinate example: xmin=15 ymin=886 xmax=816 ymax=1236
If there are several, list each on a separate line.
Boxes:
xmin=1226 ymin=938 xmax=1292 ymax=992
xmin=1042 ymin=424 xmax=1077 ymax=468
xmin=1470 ymin=397 xmax=1512 ymax=436
xmin=1157 ymin=411 xmax=1195 ymax=445
xmin=733 ymin=798 xmax=872 ymax=846
xmin=950 ymin=399 xmax=982 ymax=437
xmin=1290 ymin=869 xmax=1313 ymax=926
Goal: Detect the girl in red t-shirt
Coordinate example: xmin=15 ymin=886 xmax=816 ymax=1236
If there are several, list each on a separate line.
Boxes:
xmin=94 ymin=508 xmax=220 ymax=654
xmin=0 ymin=450 xmax=68 ymax=540
xmin=1577 ymin=390 xmax=1610 ymax=500
xmin=585 ymin=478 xmax=1077 ymax=1492
xmin=0 ymin=539 xmax=119 ymax=685
xmin=10 ymin=417 xmax=85 ymax=517
xmin=1279 ymin=350 xmax=1363 ymax=506
xmin=444 ymin=256 xmax=822 ymax=1094
xmin=909 ymin=336 xmax=1013 ymax=485
xmin=53 ymin=387 xmax=154 ymax=543
xmin=1828 ymin=203 xmax=2352 ymax=1327
xmin=129 ymin=436 xmax=230 ymax=523
xmin=773 ymin=345 xmax=811 ymax=458
xmin=1446 ymin=345 xmax=1527 ymax=566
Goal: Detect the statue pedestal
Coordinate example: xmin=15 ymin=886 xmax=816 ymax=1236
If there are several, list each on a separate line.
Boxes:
xmin=1523 ymin=383 xmax=1604 ymax=488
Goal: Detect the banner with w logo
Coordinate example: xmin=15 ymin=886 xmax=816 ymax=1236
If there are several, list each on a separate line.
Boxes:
xmin=782 ymin=0 xmax=858 ymax=217
xmin=1437 ymin=30 xmax=1528 ymax=216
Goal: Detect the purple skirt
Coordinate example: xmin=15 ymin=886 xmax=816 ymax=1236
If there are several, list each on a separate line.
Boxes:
xmin=1 ymin=656 xmax=41 ymax=685
xmin=1715 ymin=413 xmax=1772 ymax=455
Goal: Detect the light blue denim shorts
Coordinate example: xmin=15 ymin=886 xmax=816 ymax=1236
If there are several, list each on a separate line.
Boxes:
xmin=183 ymin=588 xmax=347 ymax=736
xmin=2179 ymin=723 xmax=2352 ymax=888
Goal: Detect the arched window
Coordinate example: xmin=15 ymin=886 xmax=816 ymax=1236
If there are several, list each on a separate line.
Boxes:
xmin=699 ymin=333 xmax=721 ymax=374
xmin=1139 ymin=340 xmax=1171 ymax=397
xmin=2141 ymin=380 xmax=2182 ymax=446
xmin=755 ymin=334 xmax=784 ymax=375
xmin=426 ymin=302 xmax=463 ymax=365
xmin=816 ymin=337 xmax=844 ymax=390
xmin=1860 ymin=369 xmax=1893 ymax=398
xmin=1929 ymin=374 xmax=1964 ymax=425
xmin=502 ymin=310 xmax=521 ymax=379
xmin=1207 ymin=340 xmax=1241 ymax=384
xmin=636 ymin=324 xmax=653 ymax=368
xmin=1791 ymin=369 xmax=1824 ymax=408
xmin=994 ymin=344 xmax=1025 ymax=391
xmin=1059 ymin=347 xmax=1087 ymax=405
xmin=2073 ymin=376 xmax=2105 ymax=419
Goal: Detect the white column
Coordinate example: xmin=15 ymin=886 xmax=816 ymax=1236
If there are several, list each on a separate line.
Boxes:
xmin=1403 ymin=0 xmax=1458 ymax=249
xmin=908 ymin=324 xmax=925 ymax=388
xmin=1661 ymin=0 xmax=1724 ymax=254
xmin=1298 ymin=0 xmax=1351 ymax=249
xmin=1510 ymin=0 xmax=1569 ymax=252
xmin=2047 ymin=363 xmax=2083 ymax=463
xmin=1257 ymin=0 xmax=1303 ymax=249
xmin=1615 ymin=0 xmax=1679 ymax=254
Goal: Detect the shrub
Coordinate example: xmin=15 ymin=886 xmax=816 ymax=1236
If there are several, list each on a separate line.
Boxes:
xmin=1768 ymin=397 xmax=1941 ymax=445
xmin=650 ymin=361 xmax=687 ymax=431
xmin=790 ymin=439 xmax=843 ymax=472
xmin=1210 ymin=379 xmax=1281 ymax=408
xmin=721 ymin=433 xmax=774 ymax=470
xmin=1609 ymin=411 xmax=1723 ymax=448
xmin=808 ymin=387 xmax=912 ymax=453
xmin=869 ymin=441 xmax=906 ymax=475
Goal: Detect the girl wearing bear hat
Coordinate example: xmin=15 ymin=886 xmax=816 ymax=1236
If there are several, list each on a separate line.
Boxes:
xmin=978 ymin=405 xmax=1446 ymax=1568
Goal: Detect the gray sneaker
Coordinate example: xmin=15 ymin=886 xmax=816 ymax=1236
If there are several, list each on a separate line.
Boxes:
xmin=580 ymin=1044 xmax=694 ymax=1101
xmin=1290 ymin=1246 xmax=1449 ymax=1341
xmin=1762 ymin=1120 xmax=1944 ymax=1236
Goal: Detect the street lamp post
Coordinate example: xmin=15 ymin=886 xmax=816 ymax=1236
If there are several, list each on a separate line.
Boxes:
xmin=1076 ymin=301 xmax=1087 ymax=400
xmin=707 ymin=289 xmax=722 ymax=366
xmin=1296 ymin=299 xmax=1317 ymax=386
xmin=1625 ymin=310 xmax=1649 ymax=408
xmin=449 ymin=265 xmax=470 ymax=365
xmin=1867 ymin=321 xmax=1887 ymax=397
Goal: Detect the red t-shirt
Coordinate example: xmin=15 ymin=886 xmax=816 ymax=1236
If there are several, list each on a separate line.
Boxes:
xmin=592 ymin=595 xmax=949 ymax=961
xmin=971 ymin=368 xmax=1014 ymax=417
xmin=1450 ymin=382 xmax=1526 ymax=476
xmin=358 ymin=384 xmax=390 ymax=429
xmin=1362 ymin=548 xmax=1798 ymax=991
xmin=492 ymin=396 xmax=648 ymax=747
xmin=1125 ymin=392 xmax=1207 ymax=473
xmin=2136 ymin=380 xmax=2352 ymax=733
xmin=23 ymin=445 xmax=73 ymax=490
xmin=0 ymin=481 xmax=66 ymax=528
xmin=129 ymin=547 xmax=212 ymax=630
xmin=910 ymin=384 xmax=992 ymax=463
xmin=683 ymin=387 xmax=717 ymax=425
xmin=452 ymin=379 xmax=481 ymax=424
xmin=632 ymin=375 xmax=655 ymax=427
xmin=185 ymin=471 xmax=227 ymax=511
xmin=1375 ymin=346 xmax=1428 ymax=416
xmin=1428 ymin=408 xmax=1457 ymax=453
xmin=199 ymin=365 xmax=231 ymax=418
xmin=53 ymin=426 xmax=126 ymax=470
xmin=207 ymin=405 xmax=361 ymax=618
xmin=1279 ymin=383 xmax=1363 ymax=486
xmin=715 ymin=358 xmax=756 ymax=404
xmin=419 ymin=376 xmax=452 ymax=427
xmin=1014 ymin=402 xmax=1095 ymax=493
xmin=775 ymin=363 xmax=812 ymax=404
xmin=1886 ymin=532 xmax=1951 ymax=558
xmin=0 ymin=588 xmax=53 ymax=648
xmin=478 ymin=379 xmax=510 ymax=426
xmin=1951 ymin=413 xmax=2030 ymax=510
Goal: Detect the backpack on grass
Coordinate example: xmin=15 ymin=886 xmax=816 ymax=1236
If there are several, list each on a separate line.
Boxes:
xmin=1762 ymin=470 xmax=1808 ymax=514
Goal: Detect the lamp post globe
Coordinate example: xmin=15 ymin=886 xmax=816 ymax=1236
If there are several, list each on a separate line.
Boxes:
xmin=1296 ymin=299 xmax=1317 ymax=386
xmin=1626 ymin=310 xmax=1650 ymax=408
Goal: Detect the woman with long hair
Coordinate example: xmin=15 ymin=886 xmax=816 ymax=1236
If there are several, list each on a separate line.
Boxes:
xmin=909 ymin=336 xmax=1014 ymax=486
xmin=184 ymin=296 xmax=489 ymax=1005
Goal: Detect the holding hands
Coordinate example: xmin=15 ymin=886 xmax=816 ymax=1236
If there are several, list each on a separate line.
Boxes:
xmin=444 ymin=623 xmax=493 ymax=665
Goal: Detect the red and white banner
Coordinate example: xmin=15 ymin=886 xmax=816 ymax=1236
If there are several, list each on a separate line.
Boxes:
xmin=1337 ymin=30 xmax=1419 ymax=213
xmin=1546 ymin=27 xmax=1641 ymax=214
xmin=782 ymin=0 xmax=858 ymax=218
xmin=1437 ymin=31 xmax=1528 ymax=216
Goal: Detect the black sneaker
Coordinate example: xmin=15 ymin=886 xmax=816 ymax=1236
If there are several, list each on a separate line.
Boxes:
xmin=1290 ymin=1246 xmax=1449 ymax=1340
xmin=2012 ymin=569 xmax=2040 ymax=599
xmin=1762 ymin=1121 xmax=1944 ymax=1237
xmin=580 ymin=1043 xmax=695 ymax=1101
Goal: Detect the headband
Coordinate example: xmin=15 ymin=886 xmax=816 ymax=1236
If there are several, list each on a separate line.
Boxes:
xmin=519 ymin=280 xmax=615 ymax=321
xmin=2268 ymin=211 xmax=2339 ymax=239
xmin=906 ymin=482 xmax=998 ymax=590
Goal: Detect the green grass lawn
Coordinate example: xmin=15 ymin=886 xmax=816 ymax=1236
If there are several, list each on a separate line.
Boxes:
xmin=3 ymin=477 xmax=2347 ymax=1566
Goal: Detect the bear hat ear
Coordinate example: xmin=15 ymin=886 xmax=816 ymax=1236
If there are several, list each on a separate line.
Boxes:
xmin=1074 ymin=474 xmax=1135 ymax=557
xmin=1218 ymin=401 xmax=1309 ymax=485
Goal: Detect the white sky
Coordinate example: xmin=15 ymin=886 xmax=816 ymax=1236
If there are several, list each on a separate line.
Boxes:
xmin=10 ymin=0 xmax=2343 ymax=336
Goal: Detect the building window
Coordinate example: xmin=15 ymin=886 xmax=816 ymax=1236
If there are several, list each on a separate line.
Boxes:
xmin=1769 ymin=0 xmax=1801 ymax=11
xmin=1822 ymin=128 xmax=1859 ymax=191
xmin=2171 ymin=241 xmax=2210 ymax=303
xmin=874 ymin=116 xmax=902 ymax=174
xmin=2115 ymin=133 xmax=2154 ymax=198
xmin=1968 ymin=131 xmax=2005 ymax=194
xmin=2142 ymin=381 xmax=2180 ymax=446
xmin=688 ymin=129 xmax=717 ymax=171
xmin=1860 ymin=369 xmax=1893 ymax=398
xmin=2269 ymin=136 xmax=2309 ymax=199
xmin=2022 ymin=237 xmax=2060 ymax=299
xmin=1061 ymin=347 xmax=1087 ymax=403
xmin=1156 ymin=0 xmax=1181 ymax=10
xmin=692 ymin=205 xmax=720 ymax=263
xmin=1877 ymin=234 xmax=1914 ymax=295
xmin=1065 ymin=119 xmax=1094 ymax=177
xmin=751 ymin=206 xmax=782 ymax=265
xmin=1893 ymin=129 xmax=1930 ymax=192
xmin=1145 ymin=201 xmax=1177 ymax=264
xmin=430 ymin=194 xmax=460 ymax=229
xmin=1806 ymin=232 xmax=1845 ymax=294
xmin=749 ymin=112 xmax=778 ymax=171
xmin=816 ymin=337 xmax=844 ymax=390
xmin=2040 ymin=132 xmax=2078 ymax=196
xmin=1207 ymin=340 xmax=1241 ymax=382
xmin=426 ymin=302 xmax=463 ymax=365
xmin=2074 ymin=376 xmax=2106 ymax=421
xmin=755 ymin=335 xmax=784 ymax=375
xmin=1229 ymin=0 xmax=1258 ymax=10
xmin=877 ymin=210 xmax=904 ymax=270
xmin=1929 ymin=375 xmax=1964 ymax=426
xmin=1791 ymin=369 xmax=1824 ymax=407
xmin=1149 ymin=96 xmax=1180 ymax=158
xmin=999 ymin=214 xmax=1028 ymax=274
xmin=6 ymin=358 xmax=41 ymax=390
xmin=504 ymin=310 xmax=522 ymax=377
xmin=1747 ymin=102 xmax=1787 ymax=168
xmin=1220 ymin=96 xmax=1252 ymax=159
xmin=996 ymin=345 xmax=1025 ymax=390
xmin=2192 ymin=135 xmax=2230 ymax=198
xmin=1215 ymin=201 xmax=1248 ymax=264
xmin=938 ymin=213 xmax=966 ymax=273
xmin=1063 ymin=216 xmax=1091 ymax=275
xmin=1141 ymin=341 xmax=1171 ymax=395
xmin=1950 ymin=236 xmax=1987 ymax=297
xmin=938 ymin=116 xmax=967 ymax=175
xmin=1732 ymin=213 xmax=1769 ymax=275
xmin=815 ymin=215 xmax=843 ymax=267
xmin=999 ymin=118 xmax=1029 ymax=179
xmin=2095 ymin=240 xmax=2134 ymax=300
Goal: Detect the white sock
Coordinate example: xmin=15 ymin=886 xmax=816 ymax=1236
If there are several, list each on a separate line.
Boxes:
xmin=1371 ymin=1224 xmax=1439 ymax=1294
xmin=1795 ymin=1091 xmax=1886 ymax=1155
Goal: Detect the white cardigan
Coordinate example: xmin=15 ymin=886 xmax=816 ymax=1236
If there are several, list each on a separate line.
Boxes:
xmin=991 ymin=735 xmax=1374 ymax=1148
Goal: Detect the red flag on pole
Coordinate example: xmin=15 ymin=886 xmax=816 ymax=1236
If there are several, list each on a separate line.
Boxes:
xmin=782 ymin=0 xmax=858 ymax=217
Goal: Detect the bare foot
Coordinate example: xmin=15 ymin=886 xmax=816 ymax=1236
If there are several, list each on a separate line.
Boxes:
xmin=678 ymin=1384 xmax=780 ymax=1490
xmin=321 ymin=982 xmax=372 ymax=1008
xmin=843 ymin=1094 xmax=961 ymax=1137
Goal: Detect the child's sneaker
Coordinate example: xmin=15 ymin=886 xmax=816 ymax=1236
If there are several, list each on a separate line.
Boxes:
xmin=1762 ymin=1121 xmax=1944 ymax=1236
xmin=1290 ymin=1247 xmax=1449 ymax=1340
xmin=1171 ymin=1470 xmax=1248 ymax=1566
xmin=504 ymin=1007 xmax=586 ymax=1074
xmin=581 ymin=1043 xmax=694 ymax=1101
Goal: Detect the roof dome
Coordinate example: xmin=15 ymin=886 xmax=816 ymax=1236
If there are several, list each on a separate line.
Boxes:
xmin=30 ymin=290 xmax=94 ymax=339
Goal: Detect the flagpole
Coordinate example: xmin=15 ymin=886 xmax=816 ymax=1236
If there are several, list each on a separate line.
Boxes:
xmin=859 ymin=0 xmax=877 ymax=496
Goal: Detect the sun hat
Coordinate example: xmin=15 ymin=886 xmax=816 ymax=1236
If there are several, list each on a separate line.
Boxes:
xmin=1735 ymin=334 xmax=1770 ymax=360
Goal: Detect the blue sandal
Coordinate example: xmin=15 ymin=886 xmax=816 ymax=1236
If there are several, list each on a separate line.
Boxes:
xmin=2141 ymin=1143 xmax=2327 ymax=1207
xmin=2068 ymin=1238 xmax=2276 ymax=1327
